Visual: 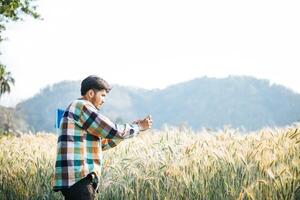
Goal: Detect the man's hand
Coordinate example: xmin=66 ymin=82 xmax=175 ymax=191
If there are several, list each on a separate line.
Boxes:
xmin=135 ymin=115 xmax=153 ymax=131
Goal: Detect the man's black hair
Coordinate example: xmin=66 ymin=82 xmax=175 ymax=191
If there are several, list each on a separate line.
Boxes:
xmin=81 ymin=75 xmax=112 ymax=95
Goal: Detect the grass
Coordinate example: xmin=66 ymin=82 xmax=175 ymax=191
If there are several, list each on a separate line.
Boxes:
xmin=0 ymin=125 xmax=300 ymax=200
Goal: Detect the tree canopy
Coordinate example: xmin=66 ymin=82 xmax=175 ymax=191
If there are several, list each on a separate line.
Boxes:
xmin=0 ymin=0 xmax=40 ymax=96
xmin=0 ymin=0 xmax=40 ymax=41
xmin=0 ymin=64 xmax=14 ymax=97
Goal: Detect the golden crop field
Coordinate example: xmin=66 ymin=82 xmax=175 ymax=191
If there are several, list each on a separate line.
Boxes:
xmin=0 ymin=125 xmax=300 ymax=200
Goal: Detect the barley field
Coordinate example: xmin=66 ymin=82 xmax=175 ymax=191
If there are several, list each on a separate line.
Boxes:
xmin=0 ymin=125 xmax=300 ymax=200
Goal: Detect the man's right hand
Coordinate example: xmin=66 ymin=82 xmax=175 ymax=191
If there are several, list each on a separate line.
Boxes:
xmin=137 ymin=115 xmax=153 ymax=131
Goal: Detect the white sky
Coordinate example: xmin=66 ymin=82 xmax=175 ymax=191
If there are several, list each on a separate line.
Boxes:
xmin=0 ymin=0 xmax=299 ymax=107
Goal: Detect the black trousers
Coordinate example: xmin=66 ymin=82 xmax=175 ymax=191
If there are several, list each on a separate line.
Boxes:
xmin=60 ymin=173 xmax=99 ymax=200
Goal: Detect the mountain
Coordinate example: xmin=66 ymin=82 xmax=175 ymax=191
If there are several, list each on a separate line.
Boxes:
xmin=15 ymin=76 xmax=300 ymax=132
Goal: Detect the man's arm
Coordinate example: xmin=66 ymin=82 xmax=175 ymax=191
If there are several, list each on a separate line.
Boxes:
xmin=101 ymin=138 xmax=122 ymax=151
xmin=76 ymin=102 xmax=141 ymax=139
xmin=100 ymin=116 xmax=153 ymax=151
xmin=75 ymin=101 xmax=152 ymax=138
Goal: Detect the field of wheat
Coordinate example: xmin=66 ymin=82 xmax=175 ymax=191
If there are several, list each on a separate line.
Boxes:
xmin=0 ymin=125 xmax=300 ymax=200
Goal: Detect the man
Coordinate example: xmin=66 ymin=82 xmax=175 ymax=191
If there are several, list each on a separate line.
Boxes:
xmin=53 ymin=75 xmax=152 ymax=200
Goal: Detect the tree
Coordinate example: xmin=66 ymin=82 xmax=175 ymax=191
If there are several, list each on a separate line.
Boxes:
xmin=0 ymin=64 xmax=14 ymax=96
xmin=3 ymin=108 xmax=13 ymax=132
xmin=0 ymin=0 xmax=40 ymax=96
xmin=0 ymin=0 xmax=40 ymax=42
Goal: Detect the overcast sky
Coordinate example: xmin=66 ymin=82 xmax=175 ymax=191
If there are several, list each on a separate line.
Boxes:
xmin=0 ymin=0 xmax=299 ymax=107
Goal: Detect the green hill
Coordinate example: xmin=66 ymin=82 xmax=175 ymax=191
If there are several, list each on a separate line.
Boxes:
xmin=14 ymin=76 xmax=300 ymax=132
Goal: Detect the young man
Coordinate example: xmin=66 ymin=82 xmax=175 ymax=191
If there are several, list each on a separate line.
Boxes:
xmin=53 ymin=75 xmax=152 ymax=200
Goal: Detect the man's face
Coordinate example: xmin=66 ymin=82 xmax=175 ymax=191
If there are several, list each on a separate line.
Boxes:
xmin=91 ymin=89 xmax=107 ymax=109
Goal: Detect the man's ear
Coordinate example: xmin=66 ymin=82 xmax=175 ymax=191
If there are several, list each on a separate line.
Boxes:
xmin=87 ymin=89 xmax=95 ymax=98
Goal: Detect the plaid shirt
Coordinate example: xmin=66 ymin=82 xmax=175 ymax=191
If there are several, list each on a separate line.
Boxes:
xmin=53 ymin=99 xmax=140 ymax=191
